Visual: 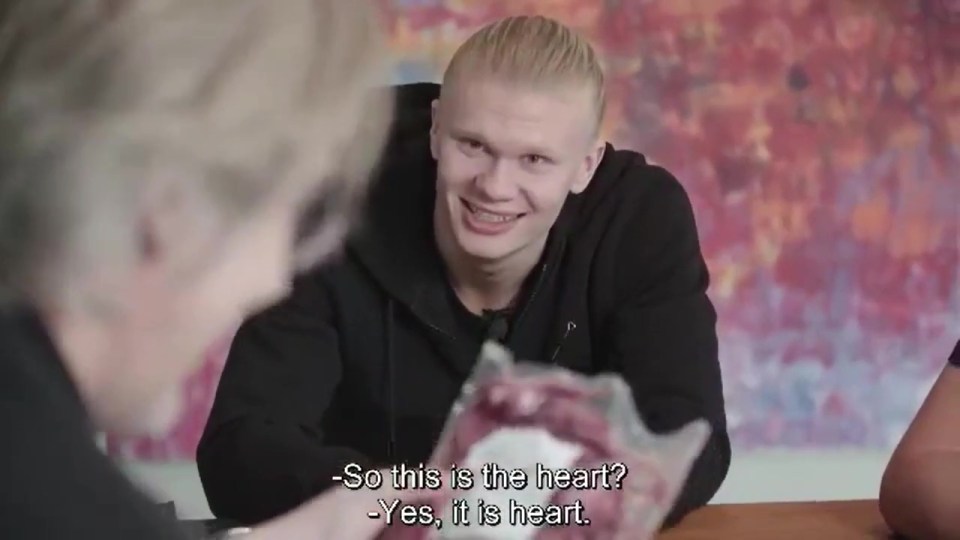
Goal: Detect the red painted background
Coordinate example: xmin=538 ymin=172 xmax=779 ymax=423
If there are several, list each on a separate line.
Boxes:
xmin=109 ymin=0 xmax=959 ymax=459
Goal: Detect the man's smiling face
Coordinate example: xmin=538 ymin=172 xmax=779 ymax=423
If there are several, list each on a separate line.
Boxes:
xmin=430 ymin=76 xmax=603 ymax=264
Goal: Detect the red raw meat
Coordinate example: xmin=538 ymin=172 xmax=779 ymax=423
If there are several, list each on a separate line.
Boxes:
xmin=379 ymin=372 xmax=668 ymax=540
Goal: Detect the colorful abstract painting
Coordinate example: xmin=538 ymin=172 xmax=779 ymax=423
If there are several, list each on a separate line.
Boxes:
xmin=108 ymin=0 xmax=960 ymax=459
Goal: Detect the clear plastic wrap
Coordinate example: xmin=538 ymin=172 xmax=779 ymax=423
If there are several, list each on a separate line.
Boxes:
xmin=379 ymin=341 xmax=710 ymax=540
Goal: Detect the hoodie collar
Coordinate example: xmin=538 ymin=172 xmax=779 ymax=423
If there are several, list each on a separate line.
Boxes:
xmin=0 ymin=303 xmax=94 ymax=431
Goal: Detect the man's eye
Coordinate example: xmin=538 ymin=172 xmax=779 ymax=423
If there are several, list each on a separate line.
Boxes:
xmin=459 ymin=139 xmax=485 ymax=154
xmin=524 ymin=155 xmax=547 ymax=165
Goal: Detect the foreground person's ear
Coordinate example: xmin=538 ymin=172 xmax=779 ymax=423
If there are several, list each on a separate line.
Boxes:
xmin=137 ymin=171 xmax=220 ymax=275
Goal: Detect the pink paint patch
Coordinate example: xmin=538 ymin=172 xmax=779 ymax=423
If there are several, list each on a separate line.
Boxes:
xmin=106 ymin=331 xmax=234 ymax=460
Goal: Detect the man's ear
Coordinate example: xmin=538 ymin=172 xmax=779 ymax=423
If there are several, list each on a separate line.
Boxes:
xmin=429 ymin=99 xmax=440 ymax=160
xmin=138 ymin=173 xmax=217 ymax=276
xmin=570 ymin=140 xmax=606 ymax=194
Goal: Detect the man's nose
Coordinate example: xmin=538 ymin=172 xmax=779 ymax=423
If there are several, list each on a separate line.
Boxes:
xmin=474 ymin=159 xmax=516 ymax=200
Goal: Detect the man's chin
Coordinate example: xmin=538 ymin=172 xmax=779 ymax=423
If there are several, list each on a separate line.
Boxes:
xmin=143 ymin=392 xmax=183 ymax=436
xmin=106 ymin=391 xmax=182 ymax=438
xmin=451 ymin=231 xmax=512 ymax=260
xmin=457 ymin=242 xmax=513 ymax=262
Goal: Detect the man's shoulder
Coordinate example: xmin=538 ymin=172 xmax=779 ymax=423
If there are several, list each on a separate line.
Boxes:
xmin=0 ymin=306 xmax=83 ymax=412
xmin=0 ymin=311 xmax=186 ymax=539
xmin=577 ymin=146 xmax=696 ymax=239
xmin=364 ymin=100 xmax=435 ymax=213
xmin=950 ymin=339 xmax=960 ymax=367
xmin=570 ymin=149 xmax=710 ymax=310
xmin=378 ymin=82 xmax=437 ymax=167
xmin=389 ymin=83 xmax=438 ymax=136
xmin=0 ymin=406 xmax=186 ymax=539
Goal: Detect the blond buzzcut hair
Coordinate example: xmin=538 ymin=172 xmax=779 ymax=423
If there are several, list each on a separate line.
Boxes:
xmin=0 ymin=0 xmax=392 ymax=308
xmin=442 ymin=15 xmax=606 ymax=129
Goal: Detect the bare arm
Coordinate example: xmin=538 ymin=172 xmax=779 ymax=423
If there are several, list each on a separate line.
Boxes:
xmin=244 ymin=487 xmax=387 ymax=540
xmin=880 ymin=357 xmax=960 ymax=539
xmin=241 ymin=471 xmax=451 ymax=540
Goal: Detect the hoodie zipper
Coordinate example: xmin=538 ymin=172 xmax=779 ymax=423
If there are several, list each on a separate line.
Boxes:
xmin=509 ymin=261 xmax=551 ymax=333
xmin=513 ymin=236 xmax=566 ymax=331
xmin=425 ymin=321 xmax=456 ymax=341
xmin=548 ymin=321 xmax=577 ymax=364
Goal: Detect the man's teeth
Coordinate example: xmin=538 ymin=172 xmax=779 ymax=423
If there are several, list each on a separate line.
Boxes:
xmin=467 ymin=203 xmax=518 ymax=222
xmin=475 ymin=211 xmax=516 ymax=222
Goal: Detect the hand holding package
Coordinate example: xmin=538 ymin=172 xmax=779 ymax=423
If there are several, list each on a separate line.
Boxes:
xmin=379 ymin=341 xmax=710 ymax=540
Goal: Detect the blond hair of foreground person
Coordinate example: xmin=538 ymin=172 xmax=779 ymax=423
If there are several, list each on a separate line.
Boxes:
xmin=0 ymin=1 xmax=446 ymax=539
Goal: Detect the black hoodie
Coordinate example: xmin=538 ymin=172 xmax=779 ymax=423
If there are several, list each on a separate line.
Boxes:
xmin=197 ymin=82 xmax=730 ymax=528
xmin=0 ymin=306 xmax=191 ymax=539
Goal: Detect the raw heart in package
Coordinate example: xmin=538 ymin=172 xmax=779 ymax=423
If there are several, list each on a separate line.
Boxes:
xmin=379 ymin=341 xmax=710 ymax=540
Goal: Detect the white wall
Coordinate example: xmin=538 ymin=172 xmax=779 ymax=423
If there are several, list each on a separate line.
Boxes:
xmin=119 ymin=450 xmax=892 ymax=520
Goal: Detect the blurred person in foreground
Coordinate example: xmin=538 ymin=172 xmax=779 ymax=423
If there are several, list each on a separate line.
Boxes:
xmin=199 ymin=15 xmax=730 ymax=528
xmin=0 ymin=1 xmax=445 ymax=538
xmin=880 ymin=338 xmax=960 ymax=539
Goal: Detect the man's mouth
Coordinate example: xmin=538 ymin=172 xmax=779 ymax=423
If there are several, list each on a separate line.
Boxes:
xmin=462 ymin=199 xmax=525 ymax=223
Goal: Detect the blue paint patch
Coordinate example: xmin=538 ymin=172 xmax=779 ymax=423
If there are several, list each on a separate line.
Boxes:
xmin=392 ymin=61 xmax=440 ymax=85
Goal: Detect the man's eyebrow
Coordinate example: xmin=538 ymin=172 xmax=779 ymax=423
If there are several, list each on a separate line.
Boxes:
xmin=522 ymin=145 xmax=558 ymax=159
xmin=448 ymin=128 xmax=558 ymax=159
xmin=448 ymin=127 xmax=489 ymax=145
xmin=515 ymin=141 xmax=560 ymax=160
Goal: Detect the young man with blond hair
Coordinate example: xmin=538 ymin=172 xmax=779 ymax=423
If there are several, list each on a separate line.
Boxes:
xmin=200 ymin=15 xmax=731 ymax=529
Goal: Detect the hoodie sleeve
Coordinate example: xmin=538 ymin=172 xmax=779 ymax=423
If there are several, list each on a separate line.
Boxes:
xmin=604 ymin=167 xmax=730 ymax=527
xmin=196 ymin=271 xmax=371 ymax=525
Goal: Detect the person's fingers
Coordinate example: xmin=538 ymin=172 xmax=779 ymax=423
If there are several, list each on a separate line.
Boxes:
xmin=397 ymin=485 xmax=453 ymax=507
xmin=326 ymin=486 xmax=406 ymax=539
xmin=364 ymin=467 xmax=453 ymax=506
xmin=245 ymin=484 xmax=390 ymax=540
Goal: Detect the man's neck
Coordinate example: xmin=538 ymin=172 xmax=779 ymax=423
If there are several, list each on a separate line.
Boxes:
xmin=40 ymin=305 xmax=112 ymax=420
xmin=436 ymin=228 xmax=546 ymax=315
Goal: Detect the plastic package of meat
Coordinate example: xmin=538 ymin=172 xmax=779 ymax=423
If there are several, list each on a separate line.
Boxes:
xmin=380 ymin=341 xmax=711 ymax=540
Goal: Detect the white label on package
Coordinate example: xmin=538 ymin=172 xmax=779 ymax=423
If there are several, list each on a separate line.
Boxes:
xmin=438 ymin=426 xmax=584 ymax=540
